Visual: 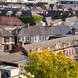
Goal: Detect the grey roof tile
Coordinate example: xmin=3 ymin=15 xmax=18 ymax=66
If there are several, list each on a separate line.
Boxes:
xmin=0 ymin=52 xmax=30 ymax=66
xmin=0 ymin=50 xmax=7 ymax=55
xmin=52 ymin=26 xmax=71 ymax=36
xmin=18 ymin=26 xmax=51 ymax=37
xmin=17 ymin=25 xmax=71 ymax=37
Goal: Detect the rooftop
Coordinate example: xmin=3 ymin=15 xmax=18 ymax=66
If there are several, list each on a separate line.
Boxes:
xmin=0 ymin=65 xmax=18 ymax=70
xmin=0 ymin=52 xmax=30 ymax=66
xmin=23 ymin=35 xmax=78 ymax=52
xmin=0 ymin=29 xmax=13 ymax=37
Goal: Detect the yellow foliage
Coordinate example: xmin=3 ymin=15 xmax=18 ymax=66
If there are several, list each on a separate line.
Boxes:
xmin=25 ymin=49 xmax=78 ymax=78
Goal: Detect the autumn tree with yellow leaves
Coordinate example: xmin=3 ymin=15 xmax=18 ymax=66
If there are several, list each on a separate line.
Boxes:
xmin=24 ymin=50 xmax=78 ymax=78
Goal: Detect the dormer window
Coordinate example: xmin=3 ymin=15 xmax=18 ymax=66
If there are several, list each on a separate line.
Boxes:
xmin=15 ymin=11 xmax=22 ymax=17
xmin=6 ymin=11 xmax=13 ymax=17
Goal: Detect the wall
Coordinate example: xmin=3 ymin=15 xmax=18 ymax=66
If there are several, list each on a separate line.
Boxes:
xmin=1 ymin=37 xmax=15 ymax=52
xmin=0 ymin=16 xmax=23 ymax=26
xmin=6 ymin=0 xmax=18 ymax=2
xmin=30 ymin=35 xmax=49 ymax=43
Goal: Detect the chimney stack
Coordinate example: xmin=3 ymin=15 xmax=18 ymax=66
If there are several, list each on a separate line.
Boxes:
xmin=27 ymin=23 xmax=30 ymax=29
xmin=72 ymin=28 xmax=75 ymax=35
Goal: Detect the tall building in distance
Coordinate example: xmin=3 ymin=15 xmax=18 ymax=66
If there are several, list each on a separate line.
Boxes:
xmin=0 ymin=0 xmax=58 ymax=3
xmin=0 ymin=0 xmax=17 ymax=2
xmin=0 ymin=0 xmax=27 ymax=2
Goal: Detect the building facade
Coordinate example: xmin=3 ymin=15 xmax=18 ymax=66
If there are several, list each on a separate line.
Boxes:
xmin=0 ymin=30 xmax=15 ymax=52
xmin=0 ymin=16 xmax=24 ymax=26
xmin=23 ymin=35 xmax=78 ymax=62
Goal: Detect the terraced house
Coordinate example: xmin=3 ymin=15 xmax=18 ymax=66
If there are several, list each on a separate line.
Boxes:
xmin=23 ymin=35 xmax=78 ymax=62
xmin=0 ymin=29 xmax=15 ymax=52
xmin=0 ymin=8 xmax=31 ymax=26
xmin=13 ymin=25 xmax=71 ymax=44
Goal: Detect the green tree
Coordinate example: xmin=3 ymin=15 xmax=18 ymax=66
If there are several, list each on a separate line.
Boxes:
xmin=19 ymin=15 xmax=43 ymax=26
xmin=24 ymin=50 xmax=78 ymax=78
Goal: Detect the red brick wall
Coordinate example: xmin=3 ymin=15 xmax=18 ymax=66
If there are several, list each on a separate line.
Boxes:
xmin=0 ymin=37 xmax=2 ymax=50
xmin=0 ymin=16 xmax=24 ymax=26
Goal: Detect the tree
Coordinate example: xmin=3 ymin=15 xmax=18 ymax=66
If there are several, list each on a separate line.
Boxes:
xmin=19 ymin=15 xmax=43 ymax=26
xmin=24 ymin=50 xmax=78 ymax=78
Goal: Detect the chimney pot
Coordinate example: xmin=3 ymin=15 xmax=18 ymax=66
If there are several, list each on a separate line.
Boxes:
xmin=72 ymin=28 xmax=75 ymax=35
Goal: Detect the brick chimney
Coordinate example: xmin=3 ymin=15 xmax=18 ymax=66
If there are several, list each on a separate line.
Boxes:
xmin=27 ymin=23 xmax=30 ymax=29
xmin=50 ymin=23 xmax=54 ymax=26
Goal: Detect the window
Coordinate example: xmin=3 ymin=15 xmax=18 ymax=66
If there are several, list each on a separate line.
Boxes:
xmin=39 ymin=36 xmax=41 ymax=40
xmin=12 ymin=44 xmax=15 ymax=50
xmin=42 ymin=36 xmax=45 ymax=40
xmin=4 ymin=37 xmax=10 ymax=42
xmin=8 ymin=21 xmax=9 ymax=24
xmin=17 ymin=22 xmax=19 ymax=25
xmin=10 ymin=21 xmax=12 ymax=24
xmin=35 ymin=36 xmax=36 ymax=41
xmin=12 ymin=37 xmax=15 ymax=42
xmin=19 ymin=37 xmax=22 ymax=41
xmin=14 ymin=21 xmax=15 ymax=24
xmin=72 ymin=49 xmax=75 ymax=55
xmin=71 ymin=49 xmax=73 ymax=55
xmin=65 ymin=50 xmax=68 ymax=56
xmin=69 ymin=50 xmax=71 ymax=56
xmin=24 ymin=37 xmax=26 ymax=42
xmin=28 ymin=36 xmax=30 ymax=41
xmin=63 ymin=50 xmax=65 ymax=55
xmin=4 ymin=45 xmax=9 ymax=50
xmin=75 ymin=48 xmax=77 ymax=54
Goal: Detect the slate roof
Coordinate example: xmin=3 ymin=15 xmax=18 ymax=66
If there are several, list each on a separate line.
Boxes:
xmin=0 ymin=8 xmax=31 ymax=17
xmin=0 ymin=29 xmax=13 ymax=37
xmin=40 ymin=11 xmax=62 ymax=23
xmin=40 ymin=10 xmax=75 ymax=23
xmin=51 ymin=26 xmax=71 ymax=36
xmin=17 ymin=25 xmax=71 ymax=37
xmin=0 ymin=52 xmax=30 ymax=66
xmin=24 ymin=35 xmax=78 ymax=52
xmin=36 ymin=2 xmax=48 ymax=7
xmin=70 ymin=22 xmax=78 ymax=29
xmin=18 ymin=26 xmax=51 ymax=37
xmin=47 ymin=10 xmax=63 ymax=18
xmin=0 ymin=50 xmax=7 ymax=56
xmin=0 ymin=2 xmax=48 ymax=8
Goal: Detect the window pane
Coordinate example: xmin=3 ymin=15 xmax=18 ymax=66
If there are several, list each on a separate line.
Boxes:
xmin=12 ymin=44 xmax=15 ymax=50
xmin=65 ymin=50 xmax=68 ymax=56
xmin=4 ymin=45 xmax=9 ymax=50
xmin=12 ymin=37 xmax=15 ymax=42
xmin=4 ymin=37 xmax=9 ymax=42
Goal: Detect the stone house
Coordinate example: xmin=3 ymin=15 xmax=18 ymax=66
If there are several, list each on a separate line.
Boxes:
xmin=17 ymin=26 xmax=50 ymax=44
xmin=13 ymin=25 xmax=71 ymax=44
xmin=0 ymin=29 xmax=15 ymax=52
